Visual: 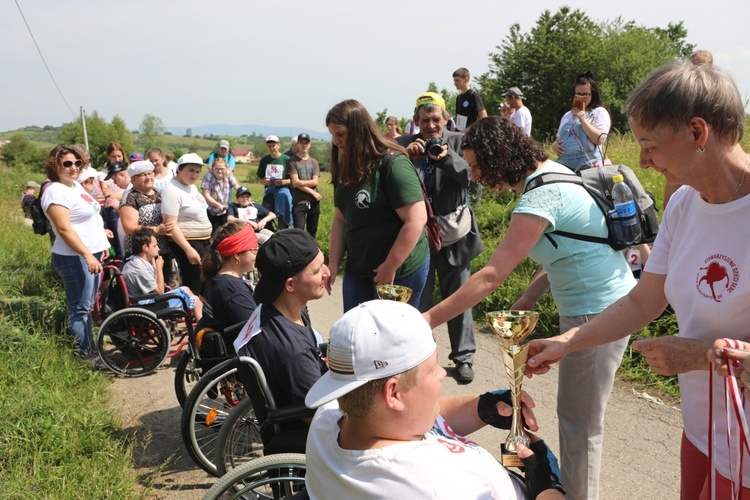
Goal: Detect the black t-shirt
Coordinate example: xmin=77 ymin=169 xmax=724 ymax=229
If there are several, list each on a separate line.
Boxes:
xmin=238 ymin=304 xmax=327 ymax=409
xmin=198 ymin=274 xmax=257 ymax=343
xmin=455 ymin=88 xmax=486 ymax=129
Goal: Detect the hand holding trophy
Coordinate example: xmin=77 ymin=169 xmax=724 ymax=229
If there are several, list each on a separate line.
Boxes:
xmin=376 ymin=285 xmax=413 ymax=302
xmin=486 ymin=310 xmax=539 ymax=467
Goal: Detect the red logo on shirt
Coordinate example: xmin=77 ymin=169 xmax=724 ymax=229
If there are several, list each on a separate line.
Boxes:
xmin=696 ymin=254 xmax=739 ymax=302
xmin=437 ymin=439 xmax=465 ymax=453
xmin=80 ymin=193 xmax=94 ymax=203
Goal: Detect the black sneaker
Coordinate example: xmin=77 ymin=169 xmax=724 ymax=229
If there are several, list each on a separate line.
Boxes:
xmin=456 ymin=362 xmax=474 ymax=383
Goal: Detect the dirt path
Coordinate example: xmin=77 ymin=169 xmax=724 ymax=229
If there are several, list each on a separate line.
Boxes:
xmin=111 ymin=280 xmax=682 ymax=499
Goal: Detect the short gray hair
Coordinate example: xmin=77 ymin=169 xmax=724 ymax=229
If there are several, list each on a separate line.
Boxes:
xmin=623 ymin=61 xmax=744 ymax=145
xmin=415 ymin=104 xmax=449 ymax=122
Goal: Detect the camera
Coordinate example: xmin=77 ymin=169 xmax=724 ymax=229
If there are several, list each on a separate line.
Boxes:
xmin=423 ymin=137 xmax=444 ymax=157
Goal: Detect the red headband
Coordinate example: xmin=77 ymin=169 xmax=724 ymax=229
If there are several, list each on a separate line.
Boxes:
xmin=216 ymin=225 xmax=258 ymax=258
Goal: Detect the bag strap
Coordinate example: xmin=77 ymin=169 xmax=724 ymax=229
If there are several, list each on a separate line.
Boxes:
xmin=523 ymin=172 xmax=610 ymax=247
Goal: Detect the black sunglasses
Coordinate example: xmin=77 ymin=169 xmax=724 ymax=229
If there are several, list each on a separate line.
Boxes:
xmin=62 ymin=160 xmax=83 ymax=168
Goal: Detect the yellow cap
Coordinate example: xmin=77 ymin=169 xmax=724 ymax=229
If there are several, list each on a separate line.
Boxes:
xmin=613 ymin=174 xmax=624 ymax=183
xmin=415 ymin=92 xmax=446 ymax=111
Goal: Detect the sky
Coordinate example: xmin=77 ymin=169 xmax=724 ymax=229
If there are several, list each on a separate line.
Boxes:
xmin=2 ymin=0 xmax=749 ymax=137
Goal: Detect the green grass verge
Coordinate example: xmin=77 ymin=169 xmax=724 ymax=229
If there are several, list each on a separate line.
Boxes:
xmin=0 ymin=165 xmax=138 ymax=498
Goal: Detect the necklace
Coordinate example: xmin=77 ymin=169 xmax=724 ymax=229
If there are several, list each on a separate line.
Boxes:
xmin=727 ymin=154 xmax=749 ymax=203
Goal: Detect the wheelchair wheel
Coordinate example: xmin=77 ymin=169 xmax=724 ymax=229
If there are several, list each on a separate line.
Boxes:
xmin=96 ymin=308 xmax=171 ymax=377
xmin=214 ymin=397 xmax=263 ymax=477
xmin=174 ymin=350 xmax=200 ymax=408
xmin=203 ymin=453 xmax=306 ymax=500
xmin=181 ymin=357 xmax=246 ymax=475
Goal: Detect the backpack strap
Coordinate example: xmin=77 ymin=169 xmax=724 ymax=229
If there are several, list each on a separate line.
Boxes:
xmin=523 ymin=172 xmax=610 ymax=247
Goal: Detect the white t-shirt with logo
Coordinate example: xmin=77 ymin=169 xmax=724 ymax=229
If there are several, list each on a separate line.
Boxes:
xmin=646 ymin=185 xmax=750 ymax=483
xmin=42 ymin=181 xmax=110 ymax=256
xmin=306 ymin=401 xmax=526 ymax=499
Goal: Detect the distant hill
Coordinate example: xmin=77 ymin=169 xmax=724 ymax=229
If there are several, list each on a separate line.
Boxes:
xmin=166 ymin=124 xmax=329 ymax=140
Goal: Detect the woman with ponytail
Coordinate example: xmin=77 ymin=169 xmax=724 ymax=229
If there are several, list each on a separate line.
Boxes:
xmin=197 ymin=220 xmax=259 ymax=345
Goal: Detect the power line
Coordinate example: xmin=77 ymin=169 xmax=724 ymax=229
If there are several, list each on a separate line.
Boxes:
xmin=14 ymin=0 xmax=76 ymax=117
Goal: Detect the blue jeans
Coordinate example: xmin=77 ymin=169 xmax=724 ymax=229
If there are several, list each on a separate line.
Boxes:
xmin=52 ymin=252 xmax=102 ymax=357
xmin=264 ymin=185 xmax=293 ymax=228
xmin=342 ymin=255 xmax=430 ymax=312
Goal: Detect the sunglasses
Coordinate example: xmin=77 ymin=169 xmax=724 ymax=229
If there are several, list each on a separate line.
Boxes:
xmin=62 ymin=160 xmax=83 ymax=168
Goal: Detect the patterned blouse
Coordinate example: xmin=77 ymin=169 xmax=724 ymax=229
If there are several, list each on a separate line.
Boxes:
xmin=120 ymin=189 xmax=169 ymax=255
xmin=201 ymin=171 xmax=239 ymax=216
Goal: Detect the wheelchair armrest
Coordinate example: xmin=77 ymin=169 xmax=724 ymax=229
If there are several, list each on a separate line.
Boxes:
xmin=267 ymin=405 xmax=316 ymax=424
xmin=223 ymin=320 xmax=247 ymax=337
xmin=129 ymin=292 xmax=160 ymax=302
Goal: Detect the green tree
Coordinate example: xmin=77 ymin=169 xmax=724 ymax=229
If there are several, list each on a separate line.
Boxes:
xmin=476 ymin=7 xmax=693 ymax=140
xmin=0 ymin=134 xmax=47 ymax=171
xmin=188 ymin=139 xmax=201 ymax=153
xmin=375 ymin=109 xmax=388 ymax=133
xmin=60 ymin=110 xmax=134 ymax=168
xmin=139 ymin=114 xmax=166 ymax=151
xmin=185 ymin=128 xmax=192 ymax=137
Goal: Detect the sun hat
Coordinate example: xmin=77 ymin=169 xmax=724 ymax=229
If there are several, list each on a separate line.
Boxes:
xmin=253 ymin=229 xmax=319 ymax=305
xmin=415 ymin=92 xmax=446 ymax=111
xmin=127 ymin=160 xmax=155 ymax=177
xmin=77 ymin=168 xmax=98 ymax=183
xmin=305 ymin=300 xmax=437 ymax=409
xmin=177 ymin=153 xmax=205 ymax=167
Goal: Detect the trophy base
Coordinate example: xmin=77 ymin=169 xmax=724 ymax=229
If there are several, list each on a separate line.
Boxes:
xmin=501 ymin=444 xmax=525 ymax=468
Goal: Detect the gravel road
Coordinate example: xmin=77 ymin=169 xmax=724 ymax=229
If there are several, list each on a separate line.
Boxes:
xmin=111 ymin=280 xmax=682 ymax=499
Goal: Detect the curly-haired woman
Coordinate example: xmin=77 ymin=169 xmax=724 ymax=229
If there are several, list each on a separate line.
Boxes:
xmin=422 ymin=116 xmax=635 ymax=499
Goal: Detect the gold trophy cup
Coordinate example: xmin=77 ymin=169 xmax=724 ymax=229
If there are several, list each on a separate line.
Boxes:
xmin=486 ymin=310 xmax=539 ymax=467
xmin=376 ymin=285 xmax=413 ymax=303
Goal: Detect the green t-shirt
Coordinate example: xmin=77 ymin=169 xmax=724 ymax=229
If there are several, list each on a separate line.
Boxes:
xmin=256 ymin=154 xmax=290 ymax=182
xmin=333 ymin=154 xmax=428 ymax=278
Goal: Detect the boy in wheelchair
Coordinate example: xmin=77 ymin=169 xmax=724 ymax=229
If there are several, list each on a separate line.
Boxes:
xmin=305 ymin=301 xmax=565 ymax=499
xmin=122 ymin=227 xmax=203 ymax=321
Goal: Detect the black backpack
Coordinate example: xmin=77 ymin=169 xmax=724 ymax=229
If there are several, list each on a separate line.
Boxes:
xmin=30 ymin=180 xmax=51 ymax=235
xmin=523 ymin=164 xmax=659 ymax=251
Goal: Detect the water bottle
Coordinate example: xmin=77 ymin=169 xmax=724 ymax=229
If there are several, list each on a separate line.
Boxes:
xmin=612 ymin=174 xmax=642 ymax=246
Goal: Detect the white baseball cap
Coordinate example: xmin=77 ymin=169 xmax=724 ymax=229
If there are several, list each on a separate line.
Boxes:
xmin=77 ymin=167 xmax=99 ymax=182
xmin=127 ymin=160 xmax=155 ymax=177
xmin=177 ymin=152 xmax=205 ymax=167
xmin=265 ymin=135 xmax=280 ymax=143
xmin=305 ymin=300 xmax=436 ymax=409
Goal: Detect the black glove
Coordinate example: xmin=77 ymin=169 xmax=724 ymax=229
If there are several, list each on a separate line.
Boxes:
xmin=477 ymin=389 xmax=514 ymax=429
xmin=521 ymin=440 xmax=566 ymax=498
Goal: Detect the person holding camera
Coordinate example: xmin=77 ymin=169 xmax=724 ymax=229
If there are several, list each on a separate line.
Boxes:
xmin=551 ymin=72 xmax=610 ymax=170
xmin=397 ymin=92 xmax=483 ymax=383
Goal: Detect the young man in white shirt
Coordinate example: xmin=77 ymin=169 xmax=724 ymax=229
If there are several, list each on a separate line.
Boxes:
xmin=504 ymin=87 xmax=533 ymax=136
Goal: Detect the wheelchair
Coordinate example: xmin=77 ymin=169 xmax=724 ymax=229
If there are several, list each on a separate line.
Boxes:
xmin=204 ymin=355 xmax=313 ymax=499
xmin=213 ymin=356 xmax=313 ymax=476
xmin=93 ymin=262 xmax=184 ymax=377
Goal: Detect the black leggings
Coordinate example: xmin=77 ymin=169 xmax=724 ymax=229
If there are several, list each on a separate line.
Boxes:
xmin=169 ymin=239 xmax=210 ymax=295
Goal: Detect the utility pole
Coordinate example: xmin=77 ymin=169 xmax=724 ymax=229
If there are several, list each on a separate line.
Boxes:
xmin=80 ymin=106 xmax=90 ymax=153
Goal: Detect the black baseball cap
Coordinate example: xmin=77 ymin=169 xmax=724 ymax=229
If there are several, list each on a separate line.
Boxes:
xmin=236 ymin=186 xmax=251 ymax=198
xmin=105 ymin=161 xmax=128 ymax=180
xmin=253 ymin=229 xmax=320 ymax=305
xmin=297 ymin=133 xmax=311 ymax=142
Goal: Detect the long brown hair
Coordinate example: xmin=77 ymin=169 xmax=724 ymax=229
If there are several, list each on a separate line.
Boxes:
xmin=325 ymin=99 xmax=406 ymax=187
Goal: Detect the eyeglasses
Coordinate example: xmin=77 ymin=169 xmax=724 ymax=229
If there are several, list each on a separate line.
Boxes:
xmin=62 ymin=160 xmax=83 ymax=168
xmin=574 ymin=93 xmax=592 ymax=98
xmin=135 ymin=171 xmax=155 ymax=178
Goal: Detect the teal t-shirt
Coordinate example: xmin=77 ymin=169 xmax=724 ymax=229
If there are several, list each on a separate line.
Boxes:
xmin=514 ymin=161 xmax=636 ymax=316
xmin=334 ymin=154 xmax=428 ymax=279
